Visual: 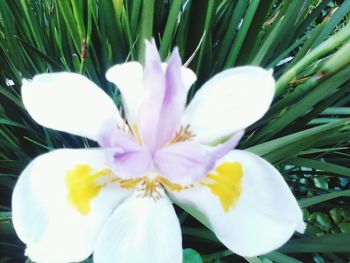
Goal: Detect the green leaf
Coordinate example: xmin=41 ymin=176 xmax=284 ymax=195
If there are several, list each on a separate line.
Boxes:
xmin=254 ymin=67 xmax=350 ymax=142
xmin=288 ymin=158 xmax=350 ymax=178
xmin=298 ymin=190 xmax=350 ymax=208
xmin=15 ymin=36 xmax=64 ymax=70
xmin=264 ymin=251 xmax=303 ymax=263
xmin=313 ymin=176 xmax=329 ymax=190
xmin=183 ymin=248 xmax=203 ymax=263
xmin=159 ymin=0 xmax=184 ymax=59
xmin=276 ymin=21 xmax=350 ymax=96
xmin=280 ymin=233 xmax=350 ymax=253
xmin=224 ymin=0 xmax=260 ymax=67
xmin=330 ymin=208 xmax=342 ymax=224
xmin=247 ymin=119 xmax=348 ymax=163
xmin=339 ymin=223 xmax=350 ymax=233
xmin=315 ymin=212 xmax=332 ymax=231
xmin=138 ymin=0 xmax=155 ymax=61
xmin=312 ymin=0 xmax=350 ymax=48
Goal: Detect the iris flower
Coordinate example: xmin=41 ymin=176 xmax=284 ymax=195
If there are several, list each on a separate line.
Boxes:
xmin=12 ymin=41 xmax=305 ymax=263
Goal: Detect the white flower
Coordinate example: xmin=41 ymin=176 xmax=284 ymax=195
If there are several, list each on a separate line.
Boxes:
xmin=12 ymin=41 xmax=305 ymax=263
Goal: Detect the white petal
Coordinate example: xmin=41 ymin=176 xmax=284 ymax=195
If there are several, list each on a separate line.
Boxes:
xmin=94 ymin=191 xmax=182 ymax=263
xmin=182 ymin=67 xmax=197 ymax=89
xmin=170 ymin=150 xmax=304 ymax=257
xmin=22 ymin=73 xmax=123 ymax=141
xmin=12 ymin=149 xmax=131 ymax=263
xmin=106 ymin=62 xmax=196 ymax=124
xmin=182 ymin=66 xmax=275 ymax=144
xmin=106 ymin=62 xmax=144 ymax=124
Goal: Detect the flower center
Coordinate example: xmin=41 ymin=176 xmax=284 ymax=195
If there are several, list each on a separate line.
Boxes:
xmin=135 ymin=176 xmax=194 ymax=200
xmin=98 ymin=122 xmax=200 ymax=196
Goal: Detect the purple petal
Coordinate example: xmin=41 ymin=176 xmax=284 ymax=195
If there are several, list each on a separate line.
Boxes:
xmin=98 ymin=120 xmax=140 ymax=150
xmin=154 ymin=142 xmax=215 ymax=185
xmin=155 ymin=48 xmax=187 ymax=149
xmin=212 ymin=131 xmax=244 ymax=160
xmin=137 ymin=40 xmax=165 ymax=152
xmin=105 ymin=148 xmax=152 ymax=179
xmin=98 ymin=121 xmax=152 ymax=179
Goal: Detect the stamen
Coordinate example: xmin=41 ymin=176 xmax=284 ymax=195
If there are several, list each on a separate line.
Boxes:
xmin=170 ymin=124 xmax=195 ymax=143
xmin=130 ymin=124 xmax=143 ymax=145
xmin=137 ymin=178 xmax=163 ymax=201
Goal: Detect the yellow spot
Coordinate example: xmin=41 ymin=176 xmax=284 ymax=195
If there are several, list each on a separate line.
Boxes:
xmin=201 ymin=162 xmax=243 ymax=212
xmin=65 ymin=165 xmax=111 ymax=215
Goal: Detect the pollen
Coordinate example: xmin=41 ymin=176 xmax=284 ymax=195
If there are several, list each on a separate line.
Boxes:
xmin=201 ymin=162 xmax=243 ymax=212
xmin=65 ymin=165 xmax=112 ymax=215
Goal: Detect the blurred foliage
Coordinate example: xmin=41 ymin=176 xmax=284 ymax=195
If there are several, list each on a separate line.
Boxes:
xmin=1 ymin=0 xmax=350 ymax=262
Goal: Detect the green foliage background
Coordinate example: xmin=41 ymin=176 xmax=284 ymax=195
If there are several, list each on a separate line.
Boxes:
xmin=1 ymin=0 xmax=350 ymax=262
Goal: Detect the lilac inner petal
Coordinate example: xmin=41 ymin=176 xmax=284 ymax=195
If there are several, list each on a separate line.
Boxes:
xmin=98 ymin=121 xmax=151 ymax=179
xmin=212 ymin=131 xmax=244 ymax=160
xmin=105 ymin=148 xmax=152 ymax=179
xmin=137 ymin=43 xmax=188 ymax=152
xmin=98 ymin=122 xmax=139 ymax=150
xmin=154 ymin=142 xmax=215 ymax=185
xmin=137 ymin=40 xmax=165 ymax=152
xmin=155 ymin=48 xmax=187 ymax=149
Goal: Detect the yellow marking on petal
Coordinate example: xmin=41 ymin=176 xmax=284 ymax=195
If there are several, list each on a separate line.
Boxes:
xmin=120 ymin=178 xmax=143 ymax=189
xmin=201 ymin=162 xmax=243 ymax=212
xmin=158 ymin=177 xmax=184 ymax=192
xmin=65 ymin=165 xmax=112 ymax=215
